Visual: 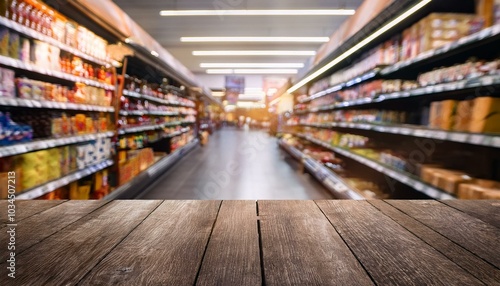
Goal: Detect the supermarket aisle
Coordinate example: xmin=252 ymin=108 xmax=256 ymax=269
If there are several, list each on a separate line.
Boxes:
xmin=139 ymin=128 xmax=333 ymax=199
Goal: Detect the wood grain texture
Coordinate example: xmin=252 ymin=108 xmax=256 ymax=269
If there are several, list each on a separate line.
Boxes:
xmin=0 ymin=200 xmax=161 ymax=285
xmin=440 ymin=200 xmax=500 ymax=229
xmin=0 ymin=200 xmax=65 ymax=223
xmin=258 ymin=200 xmax=374 ymax=286
xmin=387 ymin=200 xmax=500 ymax=269
xmin=369 ymin=200 xmax=500 ymax=285
xmin=196 ymin=201 xmax=261 ymax=286
xmin=79 ymin=200 xmax=221 ymax=286
xmin=316 ymin=200 xmax=483 ymax=286
xmin=0 ymin=200 xmax=108 ymax=262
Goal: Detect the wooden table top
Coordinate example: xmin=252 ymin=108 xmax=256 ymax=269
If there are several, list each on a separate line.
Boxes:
xmin=0 ymin=200 xmax=499 ymax=285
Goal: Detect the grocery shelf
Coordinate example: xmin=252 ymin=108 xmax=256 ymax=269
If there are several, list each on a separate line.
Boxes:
xmin=122 ymin=90 xmax=196 ymax=107
xmin=118 ymin=121 xmax=187 ymax=135
xmin=16 ymin=159 xmax=114 ymax=200
xmin=0 ymin=16 xmax=111 ymax=67
xmin=0 ymin=131 xmax=115 ymax=158
xmin=382 ymin=24 xmax=500 ymax=75
xmin=294 ymin=74 xmax=500 ymax=114
xmin=0 ymin=97 xmax=114 ymax=112
xmin=119 ymin=110 xmax=179 ymax=116
xmin=0 ymin=55 xmax=115 ymax=90
xmin=279 ymin=139 xmax=364 ymax=200
xmin=105 ymin=139 xmax=199 ymax=199
xmin=299 ymin=68 xmax=380 ymax=103
xmin=295 ymin=122 xmax=500 ymax=148
xmin=294 ymin=133 xmax=455 ymax=200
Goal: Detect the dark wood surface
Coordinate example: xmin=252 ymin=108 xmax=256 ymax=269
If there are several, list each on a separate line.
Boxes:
xmin=0 ymin=200 xmax=498 ymax=285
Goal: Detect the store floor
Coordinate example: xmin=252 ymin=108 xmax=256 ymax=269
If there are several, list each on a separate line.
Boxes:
xmin=138 ymin=127 xmax=333 ymax=199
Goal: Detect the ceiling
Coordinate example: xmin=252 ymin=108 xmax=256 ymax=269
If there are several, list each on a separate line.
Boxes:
xmin=112 ymin=0 xmax=365 ymax=76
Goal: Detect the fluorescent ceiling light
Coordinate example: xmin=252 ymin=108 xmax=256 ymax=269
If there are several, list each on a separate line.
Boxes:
xmin=193 ymin=50 xmax=316 ymax=56
xmin=161 ymin=9 xmax=355 ymax=16
xmin=287 ymin=0 xmax=431 ymax=93
xmin=206 ymin=69 xmax=234 ymax=74
xmin=181 ymin=37 xmax=329 ymax=43
xmin=235 ymin=69 xmax=298 ymax=74
xmin=206 ymin=69 xmax=298 ymax=74
xmin=201 ymin=63 xmax=304 ymax=68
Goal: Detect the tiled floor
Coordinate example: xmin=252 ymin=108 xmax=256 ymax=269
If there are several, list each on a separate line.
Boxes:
xmin=139 ymin=128 xmax=333 ymax=199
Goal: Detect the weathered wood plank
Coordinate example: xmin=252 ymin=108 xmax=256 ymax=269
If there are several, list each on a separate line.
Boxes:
xmin=0 ymin=200 xmax=65 ymax=223
xmin=387 ymin=200 xmax=500 ymax=269
xmin=440 ymin=200 xmax=500 ymax=229
xmin=317 ymin=200 xmax=483 ymax=286
xmin=0 ymin=200 xmax=161 ymax=285
xmin=0 ymin=200 xmax=109 ymax=262
xmin=369 ymin=200 xmax=500 ymax=285
xmin=196 ymin=201 xmax=261 ymax=286
xmin=79 ymin=200 xmax=221 ymax=286
xmin=258 ymin=200 xmax=374 ymax=286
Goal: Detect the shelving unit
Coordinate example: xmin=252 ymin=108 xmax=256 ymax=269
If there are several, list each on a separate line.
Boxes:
xmin=279 ymin=139 xmax=364 ymax=200
xmin=0 ymin=0 xmax=219 ymax=200
xmin=282 ymin=1 xmax=500 ymax=200
xmin=294 ymin=133 xmax=455 ymax=200
xmin=0 ymin=3 xmax=119 ymax=200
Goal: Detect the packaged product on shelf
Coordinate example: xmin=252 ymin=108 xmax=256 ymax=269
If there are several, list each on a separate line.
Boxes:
xmin=69 ymin=181 xmax=92 ymax=200
xmin=437 ymin=171 xmax=475 ymax=194
xmin=8 ymin=31 xmax=19 ymax=59
xmin=458 ymin=179 xmax=500 ymax=199
xmin=0 ymin=112 xmax=33 ymax=145
xmin=20 ymin=37 xmax=31 ymax=62
xmin=17 ymin=150 xmax=49 ymax=190
xmin=400 ymin=23 xmax=419 ymax=61
xmin=476 ymin=0 xmax=496 ymax=27
xmin=0 ymin=26 xmax=9 ymax=56
xmin=0 ymin=1 xmax=6 ymax=17
xmin=421 ymin=166 xmax=475 ymax=194
xmin=469 ymin=96 xmax=500 ymax=133
xmin=47 ymin=148 xmax=61 ymax=180
xmin=419 ymin=13 xmax=484 ymax=54
xmin=60 ymin=145 xmax=70 ymax=175
xmin=64 ymin=21 xmax=78 ymax=48
xmin=429 ymin=100 xmax=457 ymax=130
xmin=0 ymin=67 xmax=15 ymax=97
xmin=453 ymin=100 xmax=475 ymax=131
xmin=496 ymin=0 xmax=500 ymax=24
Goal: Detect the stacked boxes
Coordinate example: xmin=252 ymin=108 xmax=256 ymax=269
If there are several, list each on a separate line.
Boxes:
xmin=429 ymin=100 xmax=458 ymax=130
xmin=119 ymin=148 xmax=156 ymax=185
xmin=401 ymin=13 xmax=484 ymax=61
xmin=469 ymin=97 xmax=500 ymax=133
xmin=429 ymin=97 xmax=500 ymax=133
xmin=420 ymin=165 xmax=500 ymax=198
